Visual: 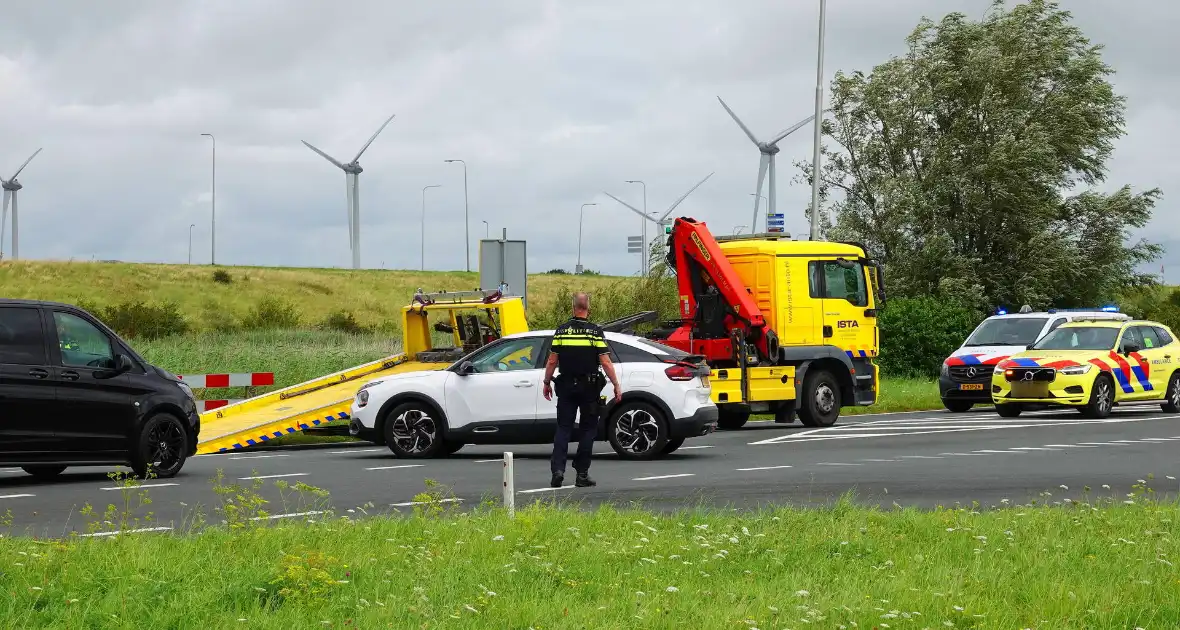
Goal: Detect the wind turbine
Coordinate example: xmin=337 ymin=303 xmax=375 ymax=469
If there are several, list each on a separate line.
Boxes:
xmin=604 ymin=172 xmax=714 ymax=268
xmin=716 ymin=96 xmax=814 ymax=233
xmin=301 ymin=113 xmax=396 ymax=269
xmin=1 ymin=148 xmax=42 ymax=262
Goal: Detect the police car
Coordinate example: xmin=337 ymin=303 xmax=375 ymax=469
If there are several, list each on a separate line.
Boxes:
xmin=940 ymin=306 xmax=1130 ymax=412
xmin=991 ymin=318 xmax=1180 ymax=418
xmin=348 ymin=330 xmax=718 ymax=460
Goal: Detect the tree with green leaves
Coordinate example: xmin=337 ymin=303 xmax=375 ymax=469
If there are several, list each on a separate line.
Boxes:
xmin=798 ymin=0 xmax=1161 ymax=310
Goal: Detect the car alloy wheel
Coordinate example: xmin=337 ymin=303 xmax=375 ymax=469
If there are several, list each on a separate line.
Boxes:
xmin=1095 ymin=379 xmax=1113 ymax=415
xmin=132 ymin=413 xmax=189 ymax=479
xmin=390 ymin=408 xmax=438 ymax=455
xmin=614 ymin=408 xmax=660 ymax=455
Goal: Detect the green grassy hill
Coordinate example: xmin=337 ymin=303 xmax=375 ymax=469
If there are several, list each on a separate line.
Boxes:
xmin=0 ymin=261 xmax=628 ymax=333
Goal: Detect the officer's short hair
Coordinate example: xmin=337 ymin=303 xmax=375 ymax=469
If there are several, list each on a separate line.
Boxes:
xmin=572 ymin=292 xmax=590 ymax=312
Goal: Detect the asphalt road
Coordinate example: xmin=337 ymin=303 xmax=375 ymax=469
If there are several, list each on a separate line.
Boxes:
xmin=2 ymin=406 xmax=1179 ymax=537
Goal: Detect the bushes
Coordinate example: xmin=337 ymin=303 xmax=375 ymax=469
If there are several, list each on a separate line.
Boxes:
xmin=212 ymin=269 xmax=233 ymax=285
xmin=79 ymin=300 xmax=189 ymax=340
xmin=877 ymin=297 xmax=981 ymax=378
xmin=530 ymin=272 xmax=678 ymax=331
xmin=243 ymin=297 xmax=301 ymax=330
xmin=319 ymin=310 xmax=368 ymax=334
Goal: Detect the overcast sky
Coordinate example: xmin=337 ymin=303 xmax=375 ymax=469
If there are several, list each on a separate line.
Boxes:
xmin=0 ymin=0 xmax=1174 ymax=278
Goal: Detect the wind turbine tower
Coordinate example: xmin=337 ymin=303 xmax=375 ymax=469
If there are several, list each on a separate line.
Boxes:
xmin=0 ymin=148 xmax=42 ymax=262
xmin=302 ymin=113 xmax=396 ymax=269
xmin=716 ymin=97 xmax=814 ymax=233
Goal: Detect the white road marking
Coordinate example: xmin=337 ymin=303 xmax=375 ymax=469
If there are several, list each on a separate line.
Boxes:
xmin=0 ymin=494 xmax=34 ymax=499
xmin=862 ymin=458 xmax=899 ymax=462
xmin=677 ymin=445 xmax=715 ymax=450
xmin=238 ymin=473 xmax=308 ymax=480
xmin=365 ymin=464 xmax=425 ymax=471
xmin=391 ymin=498 xmax=464 ymax=507
xmin=816 ymin=462 xmax=862 ymax=466
xmin=101 ymin=483 xmax=179 ymax=491
xmin=329 ymin=448 xmax=386 ymax=454
xmin=898 ymin=455 xmax=944 ymax=459
xmin=632 ymin=473 xmax=696 ymax=481
xmin=940 ymin=452 xmax=987 ymax=456
xmin=251 ymin=511 xmax=325 ymax=521
xmin=82 ymin=526 xmax=172 ymax=537
xmin=1111 ymin=440 xmax=1144 ymax=444
xmin=474 ymin=459 xmax=503 ymax=463
xmin=1044 ymin=444 xmax=1098 ymax=448
xmin=229 ymin=454 xmax=290 ymax=460
xmin=518 ymin=486 xmax=575 ymax=494
xmin=973 ymin=450 xmax=1022 ymax=454
xmin=1078 ymin=442 xmax=1123 ymax=446
xmin=1009 ymin=447 xmax=1061 ymax=451
xmin=735 ymin=465 xmax=793 ymax=471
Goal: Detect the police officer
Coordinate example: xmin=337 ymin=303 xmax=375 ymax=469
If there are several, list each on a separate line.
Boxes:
xmin=542 ymin=292 xmax=622 ymax=488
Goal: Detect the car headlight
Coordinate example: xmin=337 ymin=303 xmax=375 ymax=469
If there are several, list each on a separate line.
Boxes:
xmin=356 ymin=389 xmax=370 ymax=408
xmin=1058 ymin=364 xmax=1093 ymax=376
xmin=941 ymin=362 xmax=950 ymax=377
xmin=176 ymin=380 xmax=194 ymax=400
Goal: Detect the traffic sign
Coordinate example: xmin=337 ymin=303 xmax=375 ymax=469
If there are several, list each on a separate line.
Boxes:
xmin=627 ymin=235 xmax=644 ymax=254
xmin=768 ymin=213 xmax=784 ymax=219
xmin=767 ymin=226 xmax=785 ymax=233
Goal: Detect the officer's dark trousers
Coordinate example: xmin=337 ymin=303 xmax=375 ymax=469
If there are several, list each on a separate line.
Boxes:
xmin=551 ymin=385 xmax=598 ymax=475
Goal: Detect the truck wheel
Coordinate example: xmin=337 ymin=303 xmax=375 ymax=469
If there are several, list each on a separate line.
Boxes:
xmin=798 ymin=370 xmax=840 ymax=427
xmin=384 ymin=402 xmax=448 ymax=458
xmin=942 ymin=399 xmax=973 ymax=413
xmin=607 ymin=401 xmax=669 ymax=460
xmin=1081 ymin=374 xmax=1114 ymax=419
xmin=995 ymin=403 xmax=1022 ymax=418
xmin=1162 ymin=372 xmax=1180 ymax=413
xmin=716 ymin=409 xmax=749 ymax=430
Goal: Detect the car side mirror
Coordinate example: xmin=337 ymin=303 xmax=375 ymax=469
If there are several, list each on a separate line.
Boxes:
xmin=458 ymin=360 xmax=475 ymax=375
xmin=1124 ymin=343 xmax=1141 ymax=355
xmin=95 ymin=354 xmax=133 ymax=380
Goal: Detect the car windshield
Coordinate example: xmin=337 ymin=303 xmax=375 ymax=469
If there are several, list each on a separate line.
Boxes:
xmin=1029 ymin=326 xmax=1120 ymax=351
xmin=963 ymin=317 xmax=1049 ymax=347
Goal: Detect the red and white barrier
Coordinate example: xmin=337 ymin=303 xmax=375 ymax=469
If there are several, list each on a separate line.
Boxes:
xmin=177 ymin=372 xmax=275 ymax=413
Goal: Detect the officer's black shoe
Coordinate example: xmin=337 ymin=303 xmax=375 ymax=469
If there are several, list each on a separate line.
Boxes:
xmin=550 ymin=472 xmax=564 ymax=488
xmin=575 ymin=473 xmax=596 ymax=488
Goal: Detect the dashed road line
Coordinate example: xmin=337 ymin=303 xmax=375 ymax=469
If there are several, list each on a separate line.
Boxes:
xmin=898 ymin=455 xmax=944 ymax=459
xmin=365 ymin=464 xmax=426 ymax=471
xmin=329 ymin=448 xmax=386 ymax=454
xmin=816 ymin=462 xmax=862 ymax=466
xmin=391 ymin=498 xmax=464 ymax=507
xmin=518 ymin=486 xmax=575 ymax=494
xmin=861 ymin=458 xmax=899 ymax=462
xmin=238 ymin=473 xmax=308 ymax=480
xmin=101 ymin=483 xmax=179 ymax=491
xmin=251 ymin=511 xmax=325 ymax=521
xmin=0 ymin=494 xmax=34 ymax=499
xmin=677 ymin=445 xmax=715 ymax=451
xmin=973 ymin=450 xmax=1022 ymax=454
xmin=474 ymin=459 xmax=503 ymax=463
xmin=229 ymin=454 xmax=290 ymax=460
xmin=82 ymin=526 xmax=172 ymax=537
xmin=1009 ymin=447 xmax=1061 ymax=451
xmin=633 ymin=473 xmax=696 ymax=481
xmin=1044 ymin=444 xmax=1098 ymax=448
xmin=735 ymin=465 xmax=793 ymax=472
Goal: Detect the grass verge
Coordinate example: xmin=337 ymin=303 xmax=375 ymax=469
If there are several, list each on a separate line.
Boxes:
xmin=1 ymin=482 xmax=1177 ymax=628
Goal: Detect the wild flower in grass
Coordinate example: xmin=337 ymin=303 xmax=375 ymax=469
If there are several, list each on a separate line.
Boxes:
xmin=1102 ymin=485 xmax=1111 ymax=490
xmin=795 ymin=589 xmax=810 ymax=597
xmin=666 ymin=586 xmax=679 ymax=593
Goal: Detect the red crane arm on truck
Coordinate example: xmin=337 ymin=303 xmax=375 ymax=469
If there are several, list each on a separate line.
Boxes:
xmin=658 ymin=217 xmax=778 ymax=363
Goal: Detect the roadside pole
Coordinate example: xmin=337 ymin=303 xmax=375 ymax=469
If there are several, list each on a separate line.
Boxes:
xmin=502 ymin=452 xmax=515 ymax=517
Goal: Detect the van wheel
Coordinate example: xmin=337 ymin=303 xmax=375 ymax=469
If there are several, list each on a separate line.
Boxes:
xmin=1082 ymin=375 xmax=1114 ymax=419
xmin=716 ymin=409 xmax=749 ymax=430
xmin=21 ymin=465 xmax=67 ymax=479
xmin=798 ymin=370 xmax=840 ymax=427
xmin=608 ymin=401 xmax=669 ymax=460
xmin=660 ymin=438 xmax=686 ymax=455
xmin=943 ymin=399 xmax=973 ymax=413
xmin=384 ymin=402 xmax=447 ymax=458
xmin=995 ymin=403 xmax=1022 ymax=418
xmin=131 ymin=413 xmax=189 ymax=479
xmin=1162 ymin=372 xmax=1180 ymax=413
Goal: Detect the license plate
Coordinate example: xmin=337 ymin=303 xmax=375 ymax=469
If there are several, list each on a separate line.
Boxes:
xmin=959 ymin=383 xmax=984 ymax=391
xmin=1011 ymin=382 xmax=1048 ymax=398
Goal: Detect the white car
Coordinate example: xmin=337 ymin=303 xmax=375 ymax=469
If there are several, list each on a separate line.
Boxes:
xmin=349 ymin=330 xmax=718 ymax=459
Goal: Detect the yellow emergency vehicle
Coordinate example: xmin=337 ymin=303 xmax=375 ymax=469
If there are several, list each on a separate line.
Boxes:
xmin=990 ymin=318 xmax=1180 ymax=418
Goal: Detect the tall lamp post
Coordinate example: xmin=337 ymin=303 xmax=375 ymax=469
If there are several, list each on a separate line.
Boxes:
xmin=200 ymin=133 xmax=216 ymax=264
xmin=444 ymin=159 xmax=470 ymax=272
xmin=188 ymin=224 xmax=196 ymax=264
xmin=421 ymin=184 xmax=441 ymax=271
xmin=809 ymin=0 xmax=827 ymax=241
xmin=577 ymin=203 xmax=596 ymax=274
xmin=624 ymin=180 xmax=647 ymax=274
xmin=481 ymin=220 xmax=489 ymax=238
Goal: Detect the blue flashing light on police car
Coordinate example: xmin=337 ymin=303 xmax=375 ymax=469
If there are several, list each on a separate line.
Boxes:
xmin=995 ymin=307 xmax=1008 ymax=315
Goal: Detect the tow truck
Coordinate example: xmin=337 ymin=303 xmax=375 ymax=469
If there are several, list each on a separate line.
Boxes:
xmin=645 ymin=217 xmax=884 ymax=429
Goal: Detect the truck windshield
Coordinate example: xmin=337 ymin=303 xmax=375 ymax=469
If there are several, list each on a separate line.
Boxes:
xmin=963 ymin=317 xmax=1048 ymax=347
xmin=1029 ymin=326 xmax=1119 ymax=351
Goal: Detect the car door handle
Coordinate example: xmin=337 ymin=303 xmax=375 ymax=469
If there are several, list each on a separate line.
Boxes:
xmin=28 ymin=368 xmax=50 ymax=379
xmin=514 ymin=381 xmax=534 ymax=388
xmin=60 ymin=370 xmax=80 ymax=382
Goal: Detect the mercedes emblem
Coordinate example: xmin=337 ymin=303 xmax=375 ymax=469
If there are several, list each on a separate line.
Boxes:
xmin=966 ymin=367 xmax=977 ymax=378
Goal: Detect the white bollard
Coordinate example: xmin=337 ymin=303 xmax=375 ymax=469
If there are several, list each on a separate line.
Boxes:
xmin=502 ymin=451 xmax=515 ymax=517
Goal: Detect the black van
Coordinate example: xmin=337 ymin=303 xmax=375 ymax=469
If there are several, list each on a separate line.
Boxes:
xmin=0 ymin=299 xmax=199 ymax=479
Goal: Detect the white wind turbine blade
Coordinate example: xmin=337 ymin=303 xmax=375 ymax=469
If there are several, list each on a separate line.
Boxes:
xmin=0 ymin=189 xmax=9 ymax=259
xmin=352 ymin=112 xmax=397 ymax=163
xmin=768 ymin=114 xmax=816 ymax=145
xmin=603 ymin=192 xmax=656 ymax=223
xmin=302 ymin=141 xmax=347 ymax=169
xmin=9 ymin=148 xmax=42 ymax=181
xmin=751 ymin=154 xmax=769 ymax=230
xmin=658 ymin=172 xmax=715 ymax=222
xmin=717 ymin=97 xmax=761 ymax=146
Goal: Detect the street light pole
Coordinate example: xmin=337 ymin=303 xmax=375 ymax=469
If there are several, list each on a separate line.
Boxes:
xmin=577 ymin=203 xmax=596 ymax=274
xmin=188 ymin=224 xmax=195 ymax=264
xmin=444 ymin=159 xmax=470 ymax=272
xmin=482 ymin=220 xmax=489 ymax=238
xmin=625 ymin=180 xmax=647 ymax=274
xmin=200 ymin=133 xmax=216 ymax=264
xmin=809 ymin=0 xmax=827 ymax=241
xmin=421 ymin=184 xmax=441 ymax=271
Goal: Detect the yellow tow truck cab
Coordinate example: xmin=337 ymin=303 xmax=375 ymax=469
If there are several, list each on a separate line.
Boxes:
xmin=990 ymin=318 xmax=1180 ymax=419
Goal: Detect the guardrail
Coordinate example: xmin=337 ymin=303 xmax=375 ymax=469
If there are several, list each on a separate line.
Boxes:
xmin=176 ymin=371 xmax=276 ymax=412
